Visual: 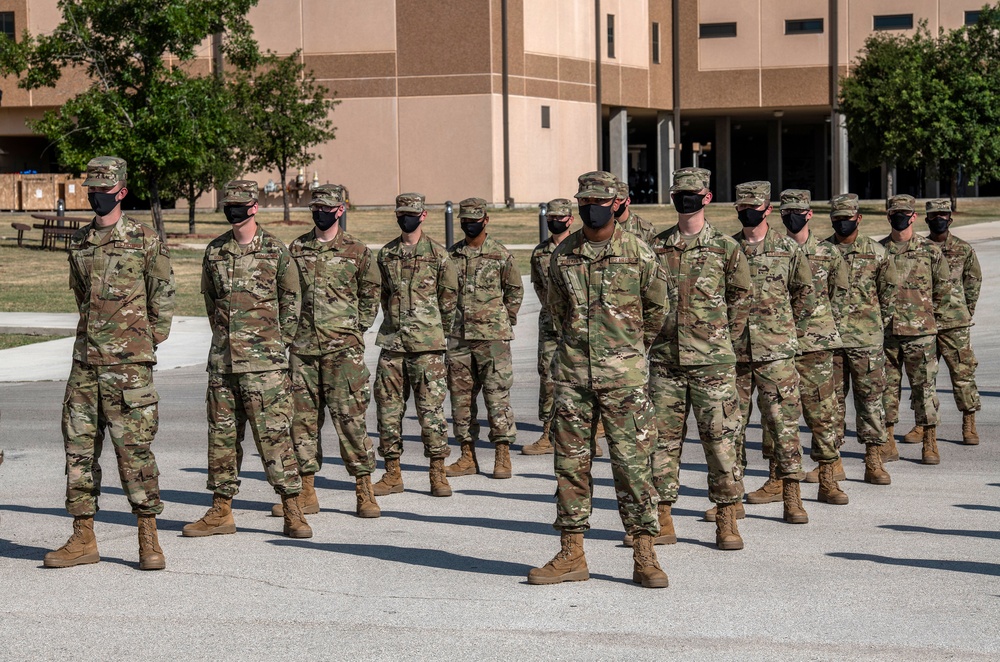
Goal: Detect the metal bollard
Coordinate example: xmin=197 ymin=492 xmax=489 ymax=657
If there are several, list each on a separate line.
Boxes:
xmin=538 ymin=202 xmax=548 ymax=243
xmin=57 ymin=198 xmax=66 ymax=226
xmin=445 ymin=200 xmax=454 ymax=248
xmin=339 ymin=209 xmax=347 ymax=232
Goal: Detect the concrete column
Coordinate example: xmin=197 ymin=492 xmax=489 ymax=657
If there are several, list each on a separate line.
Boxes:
xmin=609 ymin=107 xmax=628 ymax=183
xmin=831 ymin=111 xmax=849 ymax=196
xmin=656 ymin=111 xmax=676 ymax=204
xmin=714 ymin=116 xmax=732 ymax=202
xmin=767 ymin=119 xmax=782 ymax=197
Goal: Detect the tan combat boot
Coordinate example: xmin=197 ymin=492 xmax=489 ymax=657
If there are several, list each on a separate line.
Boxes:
xmin=372 ymin=458 xmax=404 ymax=496
xmin=921 ymin=425 xmax=940 ymax=465
xmin=527 ymin=532 xmax=589 ymax=584
xmin=816 ymin=462 xmax=849 ymax=505
xmin=355 ymin=475 xmax=381 ymax=518
xmin=705 ymin=501 xmax=745 ymax=522
xmin=522 ymin=422 xmax=553 ymax=455
xmin=882 ymin=425 xmax=900 ymax=462
xmin=429 ymin=457 xmax=453 ymax=497
xmin=281 ymin=494 xmax=313 ymax=538
xmin=44 ymin=516 xmax=99 ymax=568
xmin=746 ymin=459 xmax=783 ymax=504
xmin=631 ymin=533 xmax=669 ymax=588
xmin=863 ymin=444 xmax=891 ymax=485
xmin=446 ymin=441 xmax=479 ymax=477
xmin=137 ymin=515 xmax=165 ymax=571
xmin=715 ymin=503 xmax=744 ymax=550
xmin=902 ymin=423 xmax=923 ymax=444
xmin=782 ymin=479 xmax=809 ymax=524
xmin=804 ymin=457 xmax=847 ymax=483
xmin=623 ymin=502 xmax=677 ymax=547
xmin=962 ymin=412 xmax=979 ymax=445
xmin=493 ymin=442 xmax=512 ymax=479
xmin=182 ymin=494 xmax=237 ymax=537
xmin=271 ymin=473 xmax=320 ymax=517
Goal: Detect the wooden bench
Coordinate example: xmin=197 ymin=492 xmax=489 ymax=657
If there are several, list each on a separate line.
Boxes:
xmin=10 ymin=222 xmax=31 ymax=247
xmin=30 ymin=214 xmax=91 ymax=250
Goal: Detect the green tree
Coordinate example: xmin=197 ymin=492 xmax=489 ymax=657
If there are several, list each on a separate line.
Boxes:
xmin=234 ymin=51 xmax=337 ymax=222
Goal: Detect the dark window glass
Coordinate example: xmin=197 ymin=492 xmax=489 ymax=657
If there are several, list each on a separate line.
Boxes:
xmin=607 ymin=14 xmax=615 ymax=58
xmin=965 ymin=10 xmax=981 ymax=25
xmin=699 ymin=22 xmax=737 ymax=39
xmin=873 ymin=14 xmax=913 ymax=30
xmin=652 ymin=22 xmax=660 ymax=64
xmin=0 ymin=12 xmax=14 ymax=40
xmin=785 ymin=18 xmax=824 ymax=35
xmin=541 ymin=105 xmax=550 ymax=129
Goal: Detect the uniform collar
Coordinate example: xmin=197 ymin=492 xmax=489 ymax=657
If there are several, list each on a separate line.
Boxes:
xmin=220 ymin=224 xmax=264 ymax=255
xmin=302 ymin=227 xmax=346 ymax=252
xmin=85 ymin=214 xmax=128 ymax=247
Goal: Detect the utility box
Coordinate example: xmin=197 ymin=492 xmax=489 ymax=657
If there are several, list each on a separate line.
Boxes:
xmin=0 ymin=174 xmax=19 ymax=211
xmin=61 ymin=177 xmax=89 ymax=210
xmin=20 ymin=174 xmax=58 ymax=211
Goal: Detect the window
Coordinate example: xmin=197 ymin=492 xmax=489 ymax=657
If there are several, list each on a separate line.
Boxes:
xmin=873 ymin=14 xmax=913 ymax=30
xmin=541 ymin=105 xmax=550 ymax=129
xmin=965 ymin=10 xmax=981 ymax=25
xmin=0 ymin=12 xmax=14 ymax=40
xmin=607 ymin=14 xmax=615 ymax=59
xmin=785 ymin=18 xmax=824 ymax=35
xmin=652 ymin=22 xmax=661 ymax=64
xmin=699 ymin=22 xmax=737 ymax=39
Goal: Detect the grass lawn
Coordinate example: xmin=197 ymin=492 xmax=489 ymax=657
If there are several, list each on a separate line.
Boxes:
xmin=0 ymin=334 xmax=64 ymax=350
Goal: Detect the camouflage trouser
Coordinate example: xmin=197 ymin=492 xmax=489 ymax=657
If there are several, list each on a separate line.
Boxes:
xmin=62 ymin=360 xmax=162 ymax=517
xmin=206 ymin=370 xmax=302 ymax=497
xmin=551 ymin=383 xmax=659 ymax=536
xmin=832 ymin=346 xmax=887 ymax=447
xmin=884 ymin=334 xmax=940 ymax=427
xmin=761 ymin=350 xmax=841 ymax=464
xmin=447 ymin=338 xmax=516 ymax=446
xmin=735 ymin=358 xmax=805 ymax=480
xmin=290 ymin=345 xmax=376 ymax=478
xmin=937 ymin=326 xmax=980 ymax=413
xmin=536 ymin=333 xmax=559 ymax=422
xmin=374 ymin=350 xmax=450 ymax=460
xmin=649 ymin=361 xmax=743 ymax=504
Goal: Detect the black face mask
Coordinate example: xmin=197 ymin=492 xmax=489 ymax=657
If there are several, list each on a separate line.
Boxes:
xmin=223 ymin=204 xmax=253 ymax=225
xmin=88 ymin=191 xmax=120 ymax=216
xmin=312 ymin=209 xmax=339 ymax=231
xmin=782 ymin=212 xmax=809 ymax=234
xmin=547 ymin=218 xmax=571 ymax=235
xmin=737 ymin=207 xmax=768 ymax=227
xmin=579 ymin=203 xmax=615 ymax=229
xmin=832 ymin=218 xmax=858 ymax=237
xmin=926 ymin=216 xmax=950 ymax=235
xmin=613 ymin=202 xmax=628 ymax=219
xmin=672 ymin=192 xmax=707 ymax=215
xmin=889 ymin=212 xmax=913 ymax=231
xmin=461 ymin=221 xmax=485 ymax=239
xmin=397 ymin=214 xmax=421 ymax=233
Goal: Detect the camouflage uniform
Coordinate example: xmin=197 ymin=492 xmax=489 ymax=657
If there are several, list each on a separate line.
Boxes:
xmin=614 ymin=179 xmax=657 ymax=244
xmin=648 ymin=167 xmax=750 ymax=506
xmin=880 ymin=195 xmax=952 ymax=428
xmin=63 ymin=156 xmax=175 ymax=517
xmin=374 ymin=193 xmax=458 ymax=460
xmin=201 ymin=181 xmax=302 ymax=497
xmin=289 ymin=185 xmax=380 ymax=478
xmin=547 ymin=172 xmax=669 ymax=536
xmin=447 ymin=198 xmax=523 ymax=449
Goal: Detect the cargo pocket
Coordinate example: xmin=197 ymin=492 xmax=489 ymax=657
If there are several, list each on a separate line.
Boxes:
xmin=123 ymin=384 xmax=160 ymax=442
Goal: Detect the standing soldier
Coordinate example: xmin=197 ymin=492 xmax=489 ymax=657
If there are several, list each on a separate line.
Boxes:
xmin=731 ymin=181 xmax=814 ymax=525
xmin=825 ymin=194 xmax=896 ymax=484
xmin=614 ymin=178 xmax=657 ymax=244
xmin=645 ymin=167 xmax=750 ymax=551
xmin=269 ymin=184 xmax=381 ymax=520
xmin=904 ymin=200 xmax=982 ymax=445
xmin=45 ymin=156 xmax=175 ymax=571
xmin=751 ymin=190 xmax=849 ymax=506
xmin=183 ymin=180 xmax=311 ymax=539
xmin=371 ymin=193 xmax=458 ymax=497
xmin=445 ymin=198 xmax=523 ymax=479
xmin=880 ymin=195 xmax=951 ymax=464
xmin=528 ymin=171 xmax=669 ymax=589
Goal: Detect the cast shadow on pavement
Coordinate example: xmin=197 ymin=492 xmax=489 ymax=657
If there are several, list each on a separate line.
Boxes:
xmin=827 ymin=552 xmax=1000 ymax=577
xmin=878 ymin=524 xmax=1000 ymax=541
xmin=954 ymin=503 xmax=1000 ymax=513
xmin=0 ymin=536 xmax=135 ymax=568
xmin=381 ymin=509 xmax=623 ymax=542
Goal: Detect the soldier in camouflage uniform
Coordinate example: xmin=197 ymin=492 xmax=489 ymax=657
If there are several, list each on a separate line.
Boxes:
xmin=880 ymin=194 xmax=952 ymax=465
xmin=825 ymin=194 xmax=896 ymax=484
xmin=614 ymin=177 xmax=657 ymax=244
xmin=267 ymin=184 xmax=382 ymax=521
xmin=905 ymin=200 xmax=982 ymax=445
xmin=644 ymin=167 xmax=750 ymax=551
xmin=183 ymin=180 xmax=311 ymax=540
xmin=45 ymin=156 xmax=175 ymax=571
xmin=528 ymin=171 xmax=669 ymax=589
xmin=754 ymin=190 xmax=850 ymax=506
xmin=371 ymin=193 xmax=458 ymax=497
xmin=445 ymin=198 xmax=523 ymax=479
xmin=731 ymin=181 xmax=813 ymax=525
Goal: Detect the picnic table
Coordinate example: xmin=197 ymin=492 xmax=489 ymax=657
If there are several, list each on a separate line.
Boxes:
xmin=29 ymin=214 xmax=92 ymax=250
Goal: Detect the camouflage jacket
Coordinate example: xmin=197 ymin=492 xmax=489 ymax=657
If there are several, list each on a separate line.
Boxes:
xmin=617 ymin=211 xmax=657 ymax=245
xmin=733 ymin=227 xmax=816 ymax=363
xmin=880 ymin=234 xmax=951 ymax=337
xmin=68 ymin=214 xmax=175 ymax=365
xmin=548 ymin=226 xmax=669 ymax=389
xmin=827 ymin=233 xmax=897 ymax=348
xmin=449 ymin=234 xmax=523 ymax=341
xmin=289 ymin=228 xmax=380 ymax=356
xmin=530 ymin=236 xmax=560 ymax=341
xmin=202 ymin=225 xmax=300 ymax=373
xmin=376 ymin=234 xmax=458 ymax=352
xmin=933 ymin=233 xmax=982 ymax=329
xmin=649 ymin=221 xmax=751 ymax=366
xmin=796 ymin=232 xmax=848 ymax=353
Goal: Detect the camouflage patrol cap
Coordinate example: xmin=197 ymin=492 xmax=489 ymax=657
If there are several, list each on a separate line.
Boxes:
xmin=925 ymin=198 xmax=952 ymax=214
xmin=615 ymin=179 xmax=630 ymax=200
xmin=458 ymin=197 xmax=488 ymax=220
xmin=546 ymin=198 xmax=573 ymax=217
xmin=735 ymin=181 xmax=771 ymax=207
xmin=82 ymin=156 xmax=127 ymax=187
xmin=670 ymin=167 xmax=711 ymax=192
xmin=779 ymin=189 xmax=812 ymax=211
xmin=309 ymin=184 xmax=347 ymax=209
xmin=830 ymin=193 xmax=860 ymax=218
xmin=222 ymin=180 xmax=259 ymax=204
xmin=395 ymin=192 xmax=425 ymax=213
xmin=575 ymin=171 xmax=618 ymax=199
xmin=887 ymin=194 xmax=916 ymax=213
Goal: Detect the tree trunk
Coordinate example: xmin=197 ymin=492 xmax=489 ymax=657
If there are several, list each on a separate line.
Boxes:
xmin=149 ymin=175 xmax=167 ymax=243
xmin=188 ymin=181 xmax=197 ymax=234
xmin=279 ymin=164 xmax=290 ymax=222
xmin=950 ymin=172 xmax=959 ymax=212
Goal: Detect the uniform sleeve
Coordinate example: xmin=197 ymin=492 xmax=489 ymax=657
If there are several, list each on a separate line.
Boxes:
xmin=501 ymin=253 xmax=523 ymax=328
xmin=357 ymin=248 xmax=381 ymax=331
xmin=145 ymin=236 xmax=176 ymax=346
xmin=640 ymin=254 xmax=670 ymax=351
xmin=828 ymin=248 xmax=850 ymax=327
xmin=725 ymin=247 xmax=752 ymax=343
xmin=377 ymin=250 xmax=391 ymax=321
xmin=789 ymin=246 xmax=817 ymax=338
xmin=931 ymin=248 xmax=953 ymax=327
xmin=201 ymin=250 xmax=218 ymax=330
xmin=877 ymin=254 xmax=898 ymax=332
xmin=964 ymin=246 xmax=982 ymax=318
xmin=437 ymin=253 xmax=459 ymax=337
xmin=530 ymin=250 xmax=546 ymax=303
xmin=547 ymin=252 xmax=570 ymax=336
xmin=276 ymin=248 xmax=301 ymax=346
xmin=67 ymin=252 xmax=85 ymax=308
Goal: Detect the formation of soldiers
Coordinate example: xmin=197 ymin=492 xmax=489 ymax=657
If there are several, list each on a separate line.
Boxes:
xmin=42 ymin=157 xmax=982 ymax=590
